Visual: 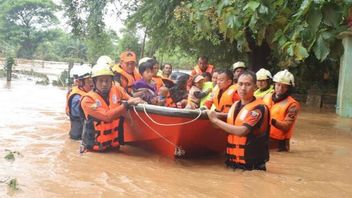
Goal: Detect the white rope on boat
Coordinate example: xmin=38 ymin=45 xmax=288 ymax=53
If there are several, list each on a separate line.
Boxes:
xmin=141 ymin=103 xmax=203 ymax=126
xmin=132 ymin=106 xmax=186 ymax=157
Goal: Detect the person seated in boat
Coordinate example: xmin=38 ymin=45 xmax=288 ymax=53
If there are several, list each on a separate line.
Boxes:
xmin=185 ymin=75 xmax=212 ymax=109
xmin=151 ymin=58 xmax=165 ymax=91
xmin=80 ymin=63 xmax=142 ymax=152
xmin=156 ymin=86 xmax=169 ymax=106
xmin=263 ymin=69 xmax=300 ymax=152
xmin=254 ymin=68 xmax=274 ymax=99
xmin=200 ymin=72 xmax=215 ymax=108
xmin=111 ymin=51 xmax=141 ymax=95
xmin=160 ymin=63 xmax=172 ymax=79
xmin=66 ymin=65 xmax=93 ymax=140
xmin=207 ymin=71 xmax=270 ymax=171
xmin=232 ymin=61 xmax=246 ymax=84
xmin=204 ymin=69 xmax=240 ymax=113
xmin=132 ymin=60 xmax=159 ymax=105
xmin=169 ymin=72 xmax=189 ymax=108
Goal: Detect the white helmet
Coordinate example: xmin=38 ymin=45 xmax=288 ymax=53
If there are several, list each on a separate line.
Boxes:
xmin=91 ymin=63 xmax=114 ymax=78
xmin=73 ymin=65 xmax=92 ymax=80
xmin=69 ymin=65 xmax=78 ymax=78
xmin=138 ymin=57 xmax=153 ymax=66
xmin=232 ymin=61 xmax=246 ymax=70
xmin=256 ymin=68 xmax=272 ymax=80
xmin=97 ymin=55 xmax=114 ymax=67
xmin=273 ymin=69 xmax=295 ymax=87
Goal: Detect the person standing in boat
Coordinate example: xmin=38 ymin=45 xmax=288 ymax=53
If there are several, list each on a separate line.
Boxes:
xmin=111 ymin=51 xmax=142 ymax=95
xmin=207 ymin=71 xmax=270 ymax=171
xmin=263 ymin=69 xmax=300 ymax=152
xmin=254 ymin=68 xmax=274 ymax=98
xmin=191 ymin=56 xmax=215 ymax=76
xmin=204 ymin=69 xmax=240 ymax=113
xmin=66 ymin=65 xmax=93 ymax=140
xmin=80 ymin=63 xmax=142 ymax=152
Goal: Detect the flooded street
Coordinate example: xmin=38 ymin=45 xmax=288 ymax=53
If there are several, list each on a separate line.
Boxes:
xmin=1 ymin=78 xmax=352 ymax=197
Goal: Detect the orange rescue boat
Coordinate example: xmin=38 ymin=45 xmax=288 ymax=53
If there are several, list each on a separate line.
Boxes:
xmin=122 ymin=104 xmax=227 ymax=158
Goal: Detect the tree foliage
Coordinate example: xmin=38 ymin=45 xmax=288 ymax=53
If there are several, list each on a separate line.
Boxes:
xmin=128 ymin=0 xmax=352 ymax=69
xmin=0 ymin=0 xmax=59 ymax=58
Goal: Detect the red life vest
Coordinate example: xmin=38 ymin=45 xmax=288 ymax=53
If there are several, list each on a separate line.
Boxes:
xmin=226 ymin=99 xmax=270 ymax=165
xmin=213 ymin=84 xmax=239 ymax=113
xmin=81 ymin=88 xmax=123 ymax=151
xmin=263 ymin=94 xmax=300 ymax=140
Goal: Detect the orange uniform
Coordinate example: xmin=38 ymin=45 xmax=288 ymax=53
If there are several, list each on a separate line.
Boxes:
xmin=226 ymin=99 xmax=270 ymax=170
xmin=80 ymin=85 xmax=130 ymax=152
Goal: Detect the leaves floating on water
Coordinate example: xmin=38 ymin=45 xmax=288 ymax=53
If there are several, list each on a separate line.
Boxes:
xmin=4 ymin=149 xmax=22 ymax=162
xmin=8 ymin=178 xmax=19 ymax=191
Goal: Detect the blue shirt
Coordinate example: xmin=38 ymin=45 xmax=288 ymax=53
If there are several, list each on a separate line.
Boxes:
xmin=70 ymin=94 xmax=81 ymax=118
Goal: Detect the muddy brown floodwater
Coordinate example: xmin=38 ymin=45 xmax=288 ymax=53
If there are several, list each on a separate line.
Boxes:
xmin=1 ymin=79 xmax=352 ymax=198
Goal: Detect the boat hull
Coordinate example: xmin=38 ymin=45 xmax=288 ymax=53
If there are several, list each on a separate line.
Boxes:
xmin=123 ymin=104 xmax=227 ymax=158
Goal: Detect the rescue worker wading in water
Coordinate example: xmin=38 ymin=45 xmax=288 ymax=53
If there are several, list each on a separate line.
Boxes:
xmin=207 ymin=71 xmax=270 ymax=171
xmin=263 ymin=69 xmax=300 ymax=152
xmin=66 ymin=65 xmax=93 ymax=140
xmin=80 ymin=63 xmax=142 ymax=152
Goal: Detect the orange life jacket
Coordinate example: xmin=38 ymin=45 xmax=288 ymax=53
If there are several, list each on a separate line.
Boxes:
xmin=226 ymin=99 xmax=270 ymax=165
xmin=65 ymin=86 xmax=86 ymax=117
xmin=152 ymin=76 xmax=164 ymax=91
xmin=112 ymin=65 xmax=141 ymax=94
xmin=263 ymin=94 xmax=300 ymax=140
xmin=213 ymin=84 xmax=239 ymax=113
xmin=192 ymin=64 xmax=214 ymax=75
xmin=81 ymin=88 xmax=122 ymax=151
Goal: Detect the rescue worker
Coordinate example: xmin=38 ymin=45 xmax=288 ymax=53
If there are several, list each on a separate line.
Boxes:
xmin=191 ymin=56 xmax=215 ymax=76
xmin=254 ymin=68 xmax=274 ymax=98
xmin=263 ymin=69 xmax=300 ymax=152
xmin=66 ymin=65 xmax=93 ymax=140
xmin=207 ymin=71 xmax=270 ymax=171
xmin=80 ymin=63 xmax=142 ymax=152
xmin=112 ymin=51 xmax=142 ymax=95
xmin=204 ymin=69 xmax=240 ymax=113
xmin=232 ymin=61 xmax=246 ymax=83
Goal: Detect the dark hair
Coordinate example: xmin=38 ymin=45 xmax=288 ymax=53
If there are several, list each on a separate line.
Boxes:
xmin=238 ymin=70 xmax=257 ymax=84
xmin=147 ymin=58 xmax=158 ymax=66
xmin=218 ymin=69 xmax=234 ymax=82
xmin=202 ymin=72 xmax=212 ymax=79
xmin=139 ymin=61 xmax=154 ymax=74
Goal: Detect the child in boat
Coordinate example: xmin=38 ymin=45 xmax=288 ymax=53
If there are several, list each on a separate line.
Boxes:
xmin=185 ymin=75 xmax=212 ymax=109
xmin=157 ymin=86 xmax=169 ymax=106
xmin=132 ymin=61 xmax=158 ymax=104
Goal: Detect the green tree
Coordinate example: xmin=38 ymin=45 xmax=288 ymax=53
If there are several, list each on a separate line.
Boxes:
xmin=0 ymin=0 xmax=59 ymax=58
xmin=116 ymin=27 xmax=142 ymax=58
xmin=128 ymin=0 xmax=352 ymax=71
